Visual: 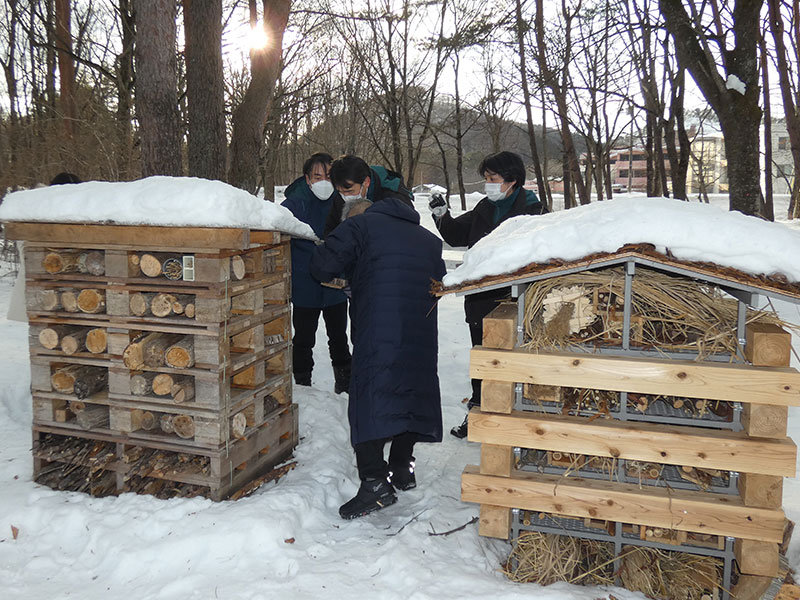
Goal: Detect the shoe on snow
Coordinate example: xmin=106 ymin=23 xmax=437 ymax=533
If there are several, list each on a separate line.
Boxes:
xmin=339 ymin=478 xmax=397 ymax=519
xmin=450 ymin=414 xmax=469 ymax=439
xmin=389 ymin=461 xmax=416 ymax=491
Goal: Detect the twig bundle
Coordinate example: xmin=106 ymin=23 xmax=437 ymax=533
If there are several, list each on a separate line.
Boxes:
xmin=523 ymin=266 xmax=785 ymax=359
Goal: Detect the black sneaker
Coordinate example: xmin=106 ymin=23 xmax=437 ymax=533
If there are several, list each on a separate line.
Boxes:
xmin=389 ymin=461 xmax=416 ymax=491
xmin=294 ymin=372 xmax=311 ymax=386
xmin=339 ymin=478 xmax=397 ymax=519
xmin=450 ymin=414 xmax=469 ymax=439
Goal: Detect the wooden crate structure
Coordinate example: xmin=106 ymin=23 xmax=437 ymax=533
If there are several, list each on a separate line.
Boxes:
xmin=5 ymin=222 xmax=298 ymax=501
xmin=449 ymin=251 xmax=800 ymax=599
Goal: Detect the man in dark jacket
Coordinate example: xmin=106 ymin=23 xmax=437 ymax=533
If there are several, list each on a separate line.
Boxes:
xmin=311 ymin=168 xmax=446 ymax=520
xmin=429 ymin=151 xmax=547 ymax=438
xmin=322 ymin=156 xmax=415 ymax=237
xmin=281 ymin=153 xmax=352 ymax=393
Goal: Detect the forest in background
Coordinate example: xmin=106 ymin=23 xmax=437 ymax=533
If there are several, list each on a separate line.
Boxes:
xmin=1 ymin=0 xmax=800 ymax=219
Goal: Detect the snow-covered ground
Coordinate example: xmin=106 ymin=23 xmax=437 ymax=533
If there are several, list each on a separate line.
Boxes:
xmin=1 ymin=189 xmax=800 ymax=599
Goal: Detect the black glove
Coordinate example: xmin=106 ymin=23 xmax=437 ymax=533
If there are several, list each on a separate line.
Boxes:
xmin=429 ymin=193 xmax=447 ymax=218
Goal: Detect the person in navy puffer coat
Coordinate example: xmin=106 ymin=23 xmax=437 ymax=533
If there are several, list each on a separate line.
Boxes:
xmin=281 ymin=153 xmax=352 ymax=394
xmin=311 ymin=157 xmax=445 ymax=519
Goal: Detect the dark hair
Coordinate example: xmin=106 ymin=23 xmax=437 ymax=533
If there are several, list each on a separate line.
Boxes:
xmin=50 ymin=172 xmax=82 ymax=185
xmin=329 ymin=155 xmax=370 ymax=188
xmin=302 ymin=152 xmax=334 ymax=177
xmin=478 ymin=151 xmax=526 ymax=188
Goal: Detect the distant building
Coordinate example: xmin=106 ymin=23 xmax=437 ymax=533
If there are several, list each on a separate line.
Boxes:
xmin=770 ymin=119 xmax=795 ymax=195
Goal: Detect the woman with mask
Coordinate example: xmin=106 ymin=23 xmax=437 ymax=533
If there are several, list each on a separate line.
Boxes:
xmin=429 ymin=151 xmax=547 ymax=438
xmin=282 ymin=153 xmax=352 ymax=394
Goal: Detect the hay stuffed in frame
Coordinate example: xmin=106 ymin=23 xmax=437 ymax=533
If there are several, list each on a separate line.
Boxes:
xmin=435 ymin=198 xmax=800 ymax=600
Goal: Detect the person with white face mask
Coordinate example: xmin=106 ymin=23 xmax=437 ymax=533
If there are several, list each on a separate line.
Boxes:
xmin=322 ymin=155 xmax=416 ymax=237
xmin=428 ymin=151 xmax=547 ymax=439
xmin=281 ymin=153 xmax=352 ymax=394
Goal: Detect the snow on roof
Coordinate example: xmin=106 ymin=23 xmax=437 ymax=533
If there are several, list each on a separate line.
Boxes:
xmin=0 ymin=176 xmax=316 ymax=239
xmin=442 ymin=197 xmax=800 ymax=288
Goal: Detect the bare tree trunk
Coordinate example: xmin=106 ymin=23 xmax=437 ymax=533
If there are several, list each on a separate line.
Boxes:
xmin=116 ymin=0 xmax=135 ymax=179
xmin=55 ymin=0 xmax=78 ymax=141
xmin=760 ymin=33 xmax=775 ymax=221
xmin=767 ymin=0 xmax=800 ymax=218
xmin=515 ymin=0 xmax=548 ymax=208
xmin=659 ymin=0 xmax=763 ymax=215
xmin=134 ymin=0 xmax=182 ymax=176
xmin=183 ymin=0 xmax=227 ymax=180
xmin=534 ymin=0 xmax=589 ymax=205
xmin=453 ymin=55 xmax=467 ymax=210
xmin=227 ymin=0 xmax=290 ymax=193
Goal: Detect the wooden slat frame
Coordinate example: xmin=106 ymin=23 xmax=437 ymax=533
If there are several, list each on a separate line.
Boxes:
xmin=467 ymin=409 xmax=797 ymax=477
xmin=470 ymin=347 xmax=800 ymax=407
xmin=4 ymin=222 xmax=251 ymax=250
xmin=461 ymin=465 xmax=786 ymax=542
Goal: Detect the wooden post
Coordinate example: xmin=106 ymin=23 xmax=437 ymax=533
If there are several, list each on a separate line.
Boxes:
xmin=742 ymin=404 xmax=788 ymax=438
xmin=479 ymin=380 xmax=515 ymax=414
xmin=480 ymin=443 xmax=514 ymax=477
xmin=478 ymin=504 xmax=512 ymax=540
xmin=746 ymin=323 xmax=792 ymax=367
xmin=482 ymin=303 xmax=519 ymax=350
xmin=735 ymin=539 xmax=779 ymax=577
xmin=738 ymin=473 xmax=783 ymax=509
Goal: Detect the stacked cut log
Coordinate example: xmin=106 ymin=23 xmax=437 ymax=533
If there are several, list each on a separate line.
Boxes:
xmin=9 ymin=223 xmax=298 ymax=501
xmin=461 ymin=298 xmax=800 ymax=600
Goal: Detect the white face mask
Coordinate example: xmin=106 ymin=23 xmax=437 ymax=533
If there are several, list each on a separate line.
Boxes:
xmin=310 ymin=179 xmax=334 ymax=200
xmin=484 ymin=182 xmax=506 ymax=201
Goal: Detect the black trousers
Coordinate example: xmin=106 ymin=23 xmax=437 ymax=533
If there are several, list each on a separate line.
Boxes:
xmin=354 ymin=432 xmax=417 ymax=481
xmin=292 ymin=302 xmax=351 ymax=375
xmin=467 ymin=320 xmax=483 ymax=409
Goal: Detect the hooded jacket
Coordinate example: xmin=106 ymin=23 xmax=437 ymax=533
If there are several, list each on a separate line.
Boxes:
xmin=281 ymin=176 xmax=347 ymax=308
xmin=310 ymin=194 xmax=445 ymax=445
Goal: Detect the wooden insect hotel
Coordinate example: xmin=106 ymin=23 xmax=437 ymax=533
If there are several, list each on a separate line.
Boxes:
xmin=4 ymin=220 xmax=298 ymax=501
xmin=443 ymin=246 xmax=800 ymax=599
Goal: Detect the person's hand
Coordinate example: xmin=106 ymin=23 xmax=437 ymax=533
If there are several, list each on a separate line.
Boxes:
xmin=429 ymin=193 xmax=447 ymax=218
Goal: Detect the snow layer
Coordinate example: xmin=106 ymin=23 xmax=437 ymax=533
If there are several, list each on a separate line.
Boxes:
xmin=443 ymin=196 xmax=800 ymax=287
xmin=0 ymin=176 xmax=316 ymax=239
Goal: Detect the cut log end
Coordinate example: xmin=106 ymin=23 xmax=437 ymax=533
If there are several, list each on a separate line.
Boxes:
xmin=172 ymin=415 xmax=195 ymax=439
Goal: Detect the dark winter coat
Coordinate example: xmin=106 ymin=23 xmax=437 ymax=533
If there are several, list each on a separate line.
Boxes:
xmin=281 ymin=176 xmax=347 ymax=309
xmin=310 ymin=194 xmax=446 ymax=446
xmin=435 ymin=187 xmax=546 ymax=324
xmin=322 ymin=166 xmax=415 ymax=237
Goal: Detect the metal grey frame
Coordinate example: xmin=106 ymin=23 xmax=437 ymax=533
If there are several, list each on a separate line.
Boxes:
xmin=462 ymin=255 xmax=800 ymax=597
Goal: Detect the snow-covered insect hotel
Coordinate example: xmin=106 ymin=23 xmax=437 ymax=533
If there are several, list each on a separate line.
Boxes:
xmin=436 ymin=198 xmax=800 ymax=599
xmin=0 ymin=177 xmax=315 ymax=500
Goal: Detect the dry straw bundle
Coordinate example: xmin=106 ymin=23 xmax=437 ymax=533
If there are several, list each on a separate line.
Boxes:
xmin=618 ymin=546 xmax=722 ymax=599
xmin=523 ymin=266 xmax=784 ymax=359
xmin=503 ymin=531 xmax=615 ymax=586
xmin=505 ymin=535 xmax=722 ymax=598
